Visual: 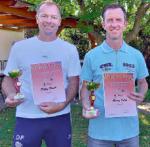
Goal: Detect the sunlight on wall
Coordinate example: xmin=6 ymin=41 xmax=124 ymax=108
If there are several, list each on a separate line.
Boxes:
xmin=0 ymin=30 xmax=24 ymax=60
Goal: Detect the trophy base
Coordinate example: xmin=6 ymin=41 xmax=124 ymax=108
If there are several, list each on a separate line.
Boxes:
xmin=82 ymin=108 xmax=99 ymax=118
xmin=14 ymin=93 xmax=25 ymax=100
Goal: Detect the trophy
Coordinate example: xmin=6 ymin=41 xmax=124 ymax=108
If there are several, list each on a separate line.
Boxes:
xmin=8 ymin=69 xmax=25 ymax=99
xmin=83 ymin=81 xmax=100 ymax=118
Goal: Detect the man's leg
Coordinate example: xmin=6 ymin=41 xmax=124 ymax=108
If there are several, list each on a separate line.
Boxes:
xmin=44 ymin=113 xmax=72 ymax=147
xmin=115 ymin=136 xmax=139 ymax=147
xmin=12 ymin=117 xmax=43 ymax=147
xmin=88 ymin=136 xmax=114 ymax=147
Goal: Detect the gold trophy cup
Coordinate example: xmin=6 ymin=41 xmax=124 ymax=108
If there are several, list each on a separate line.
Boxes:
xmin=83 ymin=82 xmax=100 ymax=118
xmin=8 ymin=69 xmax=25 ymax=99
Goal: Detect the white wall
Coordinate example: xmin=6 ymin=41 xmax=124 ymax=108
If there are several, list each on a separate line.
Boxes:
xmin=0 ymin=29 xmax=24 ymax=60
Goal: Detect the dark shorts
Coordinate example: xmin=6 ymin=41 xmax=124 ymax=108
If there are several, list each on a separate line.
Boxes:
xmin=88 ymin=136 xmax=139 ymax=147
xmin=12 ymin=113 xmax=71 ymax=147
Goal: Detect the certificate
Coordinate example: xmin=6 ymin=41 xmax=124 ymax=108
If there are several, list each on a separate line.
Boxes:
xmin=104 ymin=73 xmax=137 ymax=118
xmin=31 ymin=62 xmax=66 ymax=105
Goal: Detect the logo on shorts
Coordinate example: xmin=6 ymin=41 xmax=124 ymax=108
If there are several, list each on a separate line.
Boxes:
xmin=15 ymin=134 xmax=24 ymax=147
xmin=15 ymin=141 xmax=23 ymax=147
xmin=16 ymin=134 xmax=24 ymax=141
xmin=67 ymin=134 xmax=71 ymax=140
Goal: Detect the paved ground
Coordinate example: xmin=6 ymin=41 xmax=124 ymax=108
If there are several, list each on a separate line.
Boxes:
xmin=138 ymin=102 xmax=150 ymax=114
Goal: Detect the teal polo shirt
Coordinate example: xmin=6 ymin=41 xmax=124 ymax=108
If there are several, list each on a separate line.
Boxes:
xmin=81 ymin=41 xmax=149 ymax=141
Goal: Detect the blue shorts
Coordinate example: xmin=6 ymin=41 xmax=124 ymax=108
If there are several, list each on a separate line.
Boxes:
xmin=12 ymin=113 xmax=71 ymax=147
xmin=88 ymin=136 xmax=139 ymax=147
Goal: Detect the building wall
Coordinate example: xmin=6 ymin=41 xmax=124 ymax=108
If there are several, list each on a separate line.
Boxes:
xmin=0 ymin=29 xmax=24 ymax=60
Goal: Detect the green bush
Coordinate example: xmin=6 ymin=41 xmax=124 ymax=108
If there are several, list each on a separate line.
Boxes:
xmin=144 ymin=89 xmax=150 ymax=102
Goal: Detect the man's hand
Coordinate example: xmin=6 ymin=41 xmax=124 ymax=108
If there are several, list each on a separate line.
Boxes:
xmin=82 ymin=97 xmax=99 ymax=119
xmin=129 ymin=78 xmax=148 ymax=104
xmin=82 ymin=108 xmax=99 ymax=119
xmin=39 ymin=102 xmax=66 ymax=114
xmin=5 ymin=93 xmax=24 ymax=107
xmin=39 ymin=76 xmax=79 ymax=114
xmin=128 ymin=92 xmax=144 ymax=104
xmin=81 ymin=80 xmax=99 ymax=119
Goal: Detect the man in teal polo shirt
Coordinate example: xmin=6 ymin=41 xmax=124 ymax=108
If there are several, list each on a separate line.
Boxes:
xmin=80 ymin=4 xmax=149 ymax=147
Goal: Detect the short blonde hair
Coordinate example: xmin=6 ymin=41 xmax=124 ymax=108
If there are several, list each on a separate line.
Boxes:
xmin=36 ymin=0 xmax=61 ymax=15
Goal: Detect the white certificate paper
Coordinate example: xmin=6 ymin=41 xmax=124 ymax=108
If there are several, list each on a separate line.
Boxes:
xmin=104 ymin=73 xmax=137 ymax=118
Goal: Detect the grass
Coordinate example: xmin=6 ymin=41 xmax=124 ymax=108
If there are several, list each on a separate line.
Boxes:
xmin=0 ymin=104 xmax=149 ymax=147
xmin=0 ymin=108 xmax=15 ymax=146
xmin=139 ymin=113 xmax=150 ymax=146
xmin=72 ymin=103 xmax=88 ymax=147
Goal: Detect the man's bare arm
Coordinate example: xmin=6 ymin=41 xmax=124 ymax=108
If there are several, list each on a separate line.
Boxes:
xmin=2 ymin=76 xmax=23 ymax=107
xmin=2 ymin=76 xmax=16 ymax=97
xmin=137 ymin=78 xmax=148 ymax=97
xmin=128 ymin=78 xmax=148 ymax=104
xmin=80 ymin=80 xmax=90 ymax=110
xmin=65 ymin=76 xmax=80 ymax=106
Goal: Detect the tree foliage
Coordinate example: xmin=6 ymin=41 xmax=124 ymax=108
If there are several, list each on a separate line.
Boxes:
xmin=25 ymin=0 xmax=150 ymax=40
xmin=24 ymin=0 xmax=150 ymax=54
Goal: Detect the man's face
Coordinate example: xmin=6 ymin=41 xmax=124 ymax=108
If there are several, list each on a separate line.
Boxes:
xmin=102 ymin=8 xmax=127 ymax=41
xmin=36 ymin=4 xmax=61 ymax=36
